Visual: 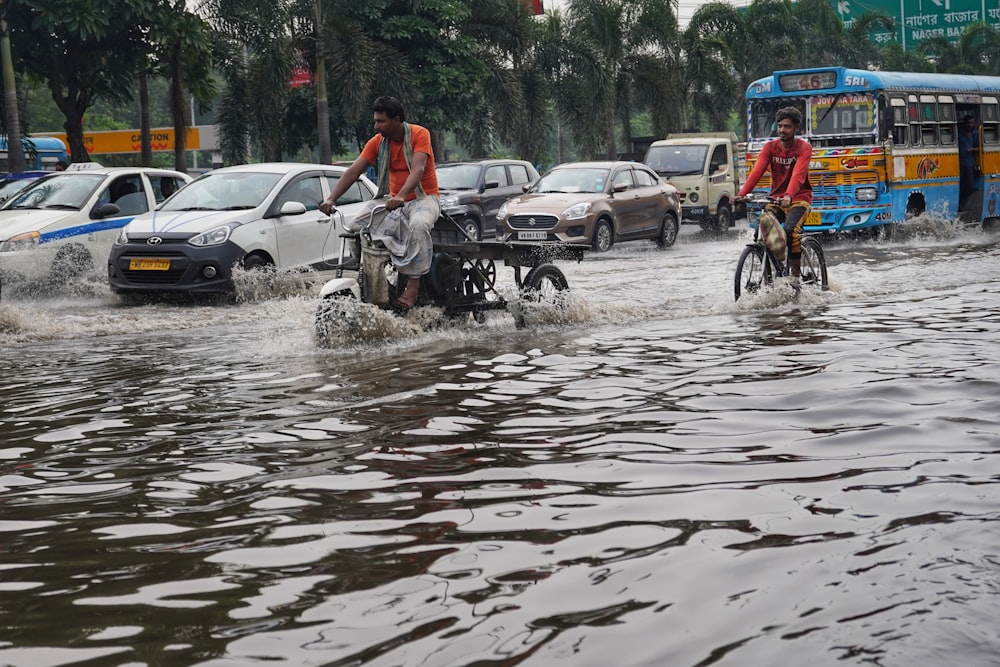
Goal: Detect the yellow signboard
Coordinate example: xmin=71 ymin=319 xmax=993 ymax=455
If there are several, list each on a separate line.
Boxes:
xmin=39 ymin=126 xmax=217 ymax=155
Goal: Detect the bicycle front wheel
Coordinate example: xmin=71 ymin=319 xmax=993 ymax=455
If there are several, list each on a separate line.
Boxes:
xmin=800 ymin=237 xmax=828 ymax=291
xmin=734 ymin=244 xmax=771 ymax=301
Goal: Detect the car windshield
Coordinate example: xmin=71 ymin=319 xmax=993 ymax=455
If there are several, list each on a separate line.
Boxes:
xmin=436 ymin=164 xmax=481 ymax=190
xmin=532 ymin=168 xmax=609 ymax=194
xmin=5 ymin=174 xmax=104 ymax=210
xmin=645 ymin=145 xmax=707 ymax=176
xmin=0 ymin=178 xmax=40 ymax=205
xmin=163 ymin=171 xmax=283 ymax=211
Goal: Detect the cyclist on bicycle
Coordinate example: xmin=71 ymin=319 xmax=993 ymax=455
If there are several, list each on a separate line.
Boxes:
xmin=735 ymin=106 xmax=812 ymax=279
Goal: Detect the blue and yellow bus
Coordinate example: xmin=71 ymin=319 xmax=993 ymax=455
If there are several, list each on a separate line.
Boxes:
xmin=744 ymin=67 xmax=1000 ymax=234
xmin=0 ymin=136 xmax=69 ymax=172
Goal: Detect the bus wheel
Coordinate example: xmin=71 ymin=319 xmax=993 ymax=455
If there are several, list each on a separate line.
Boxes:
xmin=873 ymin=223 xmax=896 ymax=243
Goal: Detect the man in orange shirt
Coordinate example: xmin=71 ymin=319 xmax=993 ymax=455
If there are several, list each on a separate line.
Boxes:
xmin=320 ymin=96 xmax=440 ymax=309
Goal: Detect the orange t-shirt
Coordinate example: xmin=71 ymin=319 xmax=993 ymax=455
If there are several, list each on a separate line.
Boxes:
xmin=360 ymin=124 xmax=439 ymax=199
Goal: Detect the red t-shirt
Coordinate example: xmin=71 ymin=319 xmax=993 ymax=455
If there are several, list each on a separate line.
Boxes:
xmin=360 ymin=124 xmax=439 ymax=199
xmin=739 ymin=137 xmax=812 ymax=204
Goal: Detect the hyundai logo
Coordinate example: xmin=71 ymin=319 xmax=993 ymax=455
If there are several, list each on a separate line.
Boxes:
xmin=147 ymin=237 xmax=163 ymax=246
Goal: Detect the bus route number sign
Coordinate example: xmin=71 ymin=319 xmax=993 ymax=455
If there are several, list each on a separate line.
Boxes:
xmin=779 ymin=71 xmax=838 ymax=92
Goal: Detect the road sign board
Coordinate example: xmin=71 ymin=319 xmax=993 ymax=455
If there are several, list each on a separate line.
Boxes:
xmin=38 ymin=125 xmax=219 ymax=155
xmin=836 ymin=0 xmax=999 ymax=50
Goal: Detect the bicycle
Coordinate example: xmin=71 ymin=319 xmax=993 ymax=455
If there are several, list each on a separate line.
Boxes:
xmin=733 ymin=194 xmax=829 ymax=301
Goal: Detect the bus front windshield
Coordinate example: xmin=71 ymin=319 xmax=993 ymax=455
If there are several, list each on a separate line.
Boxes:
xmin=748 ymin=94 xmax=875 ymax=140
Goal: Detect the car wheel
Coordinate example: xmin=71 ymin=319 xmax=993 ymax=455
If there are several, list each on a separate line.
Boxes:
xmin=51 ymin=242 xmax=94 ymax=278
xmin=242 ymin=253 xmax=272 ymax=271
xmin=591 ymin=219 xmax=613 ymax=252
xmin=460 ymin=217 xmax=481 ymax=242
xmin=716 ymin=204 xmax=733 ymax=233
xmin=657 ymin=211 xmax=679 ymax=248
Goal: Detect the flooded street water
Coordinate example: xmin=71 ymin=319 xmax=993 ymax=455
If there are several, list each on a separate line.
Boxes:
xmin=2 ymin=220 xmax=999 ymax=667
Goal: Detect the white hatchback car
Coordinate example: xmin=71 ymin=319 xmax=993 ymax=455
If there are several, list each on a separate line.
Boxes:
xmin=108 ymin=163 xmax=376 ymax=296
xmin=0 ymin=165 xmax=191 ymax=281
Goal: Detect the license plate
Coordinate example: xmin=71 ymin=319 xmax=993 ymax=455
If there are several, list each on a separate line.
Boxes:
xmin=517 ymin=231 xmax=547 ymax=240
xmin=129 ymin=258 xmax=171 ymax=271
xmin=805 ymin=210 xmax=823 ymax=226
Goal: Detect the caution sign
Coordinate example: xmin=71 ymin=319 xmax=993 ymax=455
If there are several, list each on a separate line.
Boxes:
xmin=39 ymin=126 xmax=218 ymax=155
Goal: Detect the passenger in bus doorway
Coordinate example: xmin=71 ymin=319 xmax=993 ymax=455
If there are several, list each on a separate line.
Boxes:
xmin=958 ymin=114 xmax=980 ymax=207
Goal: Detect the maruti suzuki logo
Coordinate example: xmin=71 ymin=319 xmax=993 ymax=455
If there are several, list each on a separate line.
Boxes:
xmin=528 ymin=218 xmax=537 ymax=226
xmin=147 ymin=237 xmax=163 ymax=245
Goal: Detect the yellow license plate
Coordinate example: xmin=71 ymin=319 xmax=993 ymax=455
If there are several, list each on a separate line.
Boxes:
xmin=805 ymin=210 xmax=822 ymax=226
xmin=129 ymin=258 xmax=171 ymax=271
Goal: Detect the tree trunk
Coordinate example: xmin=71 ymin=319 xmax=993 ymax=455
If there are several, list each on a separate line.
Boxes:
xmin=139 ymin=73 xmax=152 ymax=166
xmin=1 ymin=19 xmax=25 ymax=172
xmin=314 ymin=0 xmax=331 ymax=164
xmin=170 ymin=41 xmax=187 ymax=173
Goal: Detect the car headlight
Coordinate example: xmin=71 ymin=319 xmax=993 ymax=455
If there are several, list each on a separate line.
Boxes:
xmin=688 ymin=192 xmax=699 ymax=203
xmin=562 ymin=202 xmax=592 ymax=219
xmin=189 ymin=224 xmax=235 ymax=247
xmin=440 ymin=194 xmax=459 ymax=208
xmin=855 ymin=187 xmax=878 ymax=202
xmin=114 ymin=228 xmax=129 ymax=246
xmin=497 ymin=202 xmax=509 ymax=221
xmin=0 ymin=231 xmax=41 ymax=252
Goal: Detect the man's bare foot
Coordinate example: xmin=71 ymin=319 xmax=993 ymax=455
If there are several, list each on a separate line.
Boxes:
xmin=396 ymin=277 xmax=420 ymax=309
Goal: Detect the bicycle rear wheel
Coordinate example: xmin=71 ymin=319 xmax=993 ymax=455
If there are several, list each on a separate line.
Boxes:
xmin=799 ymin=237 xmax=828 ymax=291
xmin=734 ymin=244 xmax=771 ymax=301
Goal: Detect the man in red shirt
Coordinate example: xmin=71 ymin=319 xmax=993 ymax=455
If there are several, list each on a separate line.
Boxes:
xmin=320 ymin=96 xmax=440 ymax=309
xmin=737 ymin=106 xmax=812 ymax=278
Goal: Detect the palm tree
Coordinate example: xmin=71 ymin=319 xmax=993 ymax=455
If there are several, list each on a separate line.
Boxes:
xmin=916 ymin=22 xmax=1000 ymax=74
xmin=459 ymin=0 xmax=551 ymax=161
xmin=0 ymin=1 xmax=25 ymax=172
xmin=555 ymin=0 xmax=681 ymax=160
xmin=200 ymin=0 xmax=296 ymax=164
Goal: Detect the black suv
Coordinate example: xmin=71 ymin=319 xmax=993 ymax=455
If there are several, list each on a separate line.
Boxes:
xmin=436 ymin=159 xmax=539 ymax=240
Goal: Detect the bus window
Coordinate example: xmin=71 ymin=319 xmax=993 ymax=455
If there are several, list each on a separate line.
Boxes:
xmin=920 ymin=95 xmax=938 ymax=145
xmin=908 ymin=96 xmax=921 ymax=146
xmin=890 ymin=98 xmax=908 ymax=145
xmin=937 ymin=96 xmax=956 ymax=145
xmin=983 ymin=99 xmax=999 ymax=145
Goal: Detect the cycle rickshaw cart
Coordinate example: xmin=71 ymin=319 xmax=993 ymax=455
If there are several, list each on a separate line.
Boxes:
xmin=315 ymin=205 xmax=588 ymax=336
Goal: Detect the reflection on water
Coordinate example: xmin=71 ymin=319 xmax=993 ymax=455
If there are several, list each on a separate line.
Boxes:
xmin=1 ymin=227 xmax=1000 ymax=666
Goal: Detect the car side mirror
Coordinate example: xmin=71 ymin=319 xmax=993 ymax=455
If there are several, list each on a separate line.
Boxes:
xmin=613 ymin=182 xmax=628 ymax=193
xmin=481 ymin=180 xmax=499 ymax=192
xmin=522 ymin=183 xmax=532 ymax=193
xmin=93 ymin=203 xmax=120 ymax=218
xmin=278 ymin=201 xmax=307 ymax=216
xmin=710 ymin=162 xmax=720 ymax=173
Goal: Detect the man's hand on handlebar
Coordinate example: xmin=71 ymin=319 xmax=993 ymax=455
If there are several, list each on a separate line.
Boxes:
xmin=319 ymin=200 xmax=337 ymax=215
xmin=385 ymin=195 xmax=405 ymax=211
xmin=777 ymin=195 xmax=792 ymax=208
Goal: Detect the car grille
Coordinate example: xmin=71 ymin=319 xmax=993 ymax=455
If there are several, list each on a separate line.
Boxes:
xmin=118 ymin=247 xmax=189 ymax=285
xmin=507 ymin=214 xmax=559 ymax=230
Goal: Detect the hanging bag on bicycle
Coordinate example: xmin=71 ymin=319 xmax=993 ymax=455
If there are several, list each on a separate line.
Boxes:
xmin=759 ymin=208 xmax=787 ymax=262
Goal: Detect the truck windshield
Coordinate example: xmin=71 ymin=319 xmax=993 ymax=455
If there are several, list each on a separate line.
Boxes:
xmin=645 ymin=145 xmax=707 ymax=176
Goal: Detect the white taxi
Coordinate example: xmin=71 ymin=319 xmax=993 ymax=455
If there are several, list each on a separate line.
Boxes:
xmin=0 ymin=164 xmax=191 ymax=281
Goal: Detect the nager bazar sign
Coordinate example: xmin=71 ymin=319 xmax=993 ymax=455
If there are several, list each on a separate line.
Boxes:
xmin=41 ymin=125 xmax=219 ymax=155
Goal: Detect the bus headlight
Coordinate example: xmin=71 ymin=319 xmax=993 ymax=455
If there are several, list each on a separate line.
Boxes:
xmin=855 ymin=187 xmax=878 ymax=202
